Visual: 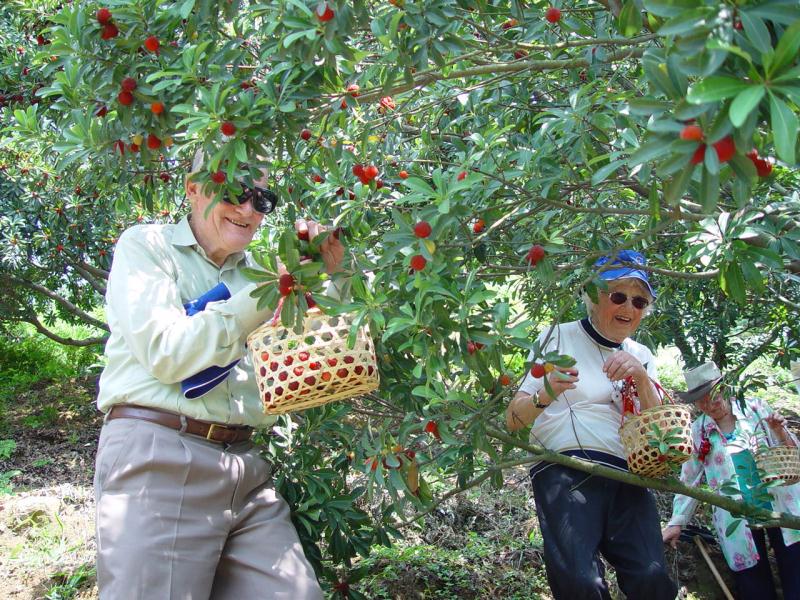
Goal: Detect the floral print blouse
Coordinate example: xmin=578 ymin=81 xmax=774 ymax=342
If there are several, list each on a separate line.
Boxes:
xmin=668 ymin=397 xmax=800 ymax=572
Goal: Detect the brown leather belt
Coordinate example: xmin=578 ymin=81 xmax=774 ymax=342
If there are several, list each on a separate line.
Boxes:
xmin=107 ymin=405 xmax=253 ymax=444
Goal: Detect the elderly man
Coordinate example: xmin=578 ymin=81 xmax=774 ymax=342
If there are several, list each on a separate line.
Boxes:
xmin=94 ymin=155 xmax=342 ymax=599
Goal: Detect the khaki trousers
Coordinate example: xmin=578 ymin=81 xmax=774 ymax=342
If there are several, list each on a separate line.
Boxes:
xmin=94 ymin=418 xmax=323 ymax=600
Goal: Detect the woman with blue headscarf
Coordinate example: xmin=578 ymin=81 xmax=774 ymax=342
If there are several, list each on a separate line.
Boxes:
xmin=506 ymin=250 xmax=677 ymax=600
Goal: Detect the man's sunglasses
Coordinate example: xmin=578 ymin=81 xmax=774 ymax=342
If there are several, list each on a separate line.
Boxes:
xmin=222 ymin=186 xmax=278 ymax=215
xmin=603 ymin=291 xmax=650 ymax=310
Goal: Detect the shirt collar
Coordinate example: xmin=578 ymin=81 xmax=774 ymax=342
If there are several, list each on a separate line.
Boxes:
xmin=580 ymin=317 xmax=622 ymax=350
xmin=172 ymin=215 xmax=247 ymax=268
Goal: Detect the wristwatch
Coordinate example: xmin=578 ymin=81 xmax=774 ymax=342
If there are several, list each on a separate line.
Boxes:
xmin=533 ymin=391 xmax=551 ymax=409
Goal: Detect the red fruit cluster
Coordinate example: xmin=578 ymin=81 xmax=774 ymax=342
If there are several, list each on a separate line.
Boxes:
xmin=545 ymin=7 xmax=561 ymax=23
xmin=97 ymin=8 xmax=119 ymax=39
xmin=691 ymin=136 xmax=736 ymax=165
xmin=353 ymin=163 xmax=380 ymax=185
xmin=466 ymin=341 xmax=485 ymax=355
xmin=414 ymin=221 xmax=432 ymax=238
xmin=746 ymin=149 xmax=773 ymax=178
xmin=410 ymin=255 xmax=427 ymax=271
xmin=698 ymin=438 xmax=712 ymax=462
xmin=279 ymin=273 xmax=295 ymax=296
xmin=424 ymin=420 xmax=441 ymax=441
xmin=316 ymin=3 xmax=334 ymax=22
xmin=144 ymin=35 xmax=160 ymax=53
xmin=118 ymin=77 xmax=137 ymax=106
xmin=220 ymin=121 xmax=236 ymax=136
xmin=378 ymin=96 xmax=396 ymax=114
xmin=526 ymin=243 xmax=546 ymax=266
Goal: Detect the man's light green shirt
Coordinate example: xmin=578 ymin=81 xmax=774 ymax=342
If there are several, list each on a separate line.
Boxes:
xmin=97 ymin=216 xmax=277 ymax=427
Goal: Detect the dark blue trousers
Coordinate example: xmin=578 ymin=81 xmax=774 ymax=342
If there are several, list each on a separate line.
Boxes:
xmin=531 ymin=463 xmax=677 ymax=600
xmin=733 ymin=527 xmax=800 ymax=600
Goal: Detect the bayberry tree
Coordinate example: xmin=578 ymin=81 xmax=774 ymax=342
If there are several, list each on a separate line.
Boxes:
xmin=2 ymin=0 xmax=800 ymax=594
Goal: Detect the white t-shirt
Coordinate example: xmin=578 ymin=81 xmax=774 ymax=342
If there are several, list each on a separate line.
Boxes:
xmin=519 ymin=319 xmax=659 ymax=460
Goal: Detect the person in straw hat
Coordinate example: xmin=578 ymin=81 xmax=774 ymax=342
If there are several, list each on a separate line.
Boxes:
xmin=93 ymin=152 xmax=345 ymax=599
xmin=663 ymin=361 xmax=800 ymax=599
xmin=506 ymin=249 xmax=676 ymax=600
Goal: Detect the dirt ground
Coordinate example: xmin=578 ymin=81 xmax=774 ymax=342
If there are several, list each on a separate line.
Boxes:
xmin=1 ymin=377 xmax=797 ymax=599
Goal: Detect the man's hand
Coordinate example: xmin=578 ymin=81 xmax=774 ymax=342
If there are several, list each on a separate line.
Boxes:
xmin=662 ymin=525 xmax=681 ymax=549
xmin=295 ymin=219 xmax=345 ymax=274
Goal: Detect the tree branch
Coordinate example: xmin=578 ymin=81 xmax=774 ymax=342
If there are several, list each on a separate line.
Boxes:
xmin=7 ymin=276 xmax=108 ymax=331
xmin=485 ymin=427 xmax=800 ymax=530
xmin=22 ymin=313 xmax=107 ymax=347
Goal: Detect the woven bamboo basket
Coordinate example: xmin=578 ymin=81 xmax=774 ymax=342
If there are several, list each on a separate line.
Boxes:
xmin=754 ymin=446 xmax=800 ymax=486
xmin=247 ymin=310 xmax=379 ymax=415
xmin=620 ymin=404 xmax=694 ymax=478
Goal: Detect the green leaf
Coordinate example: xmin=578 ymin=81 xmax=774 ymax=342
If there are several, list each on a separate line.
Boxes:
xmin=657 ymin=7 xmax=711 ymax=36
xmin=591 ymin=159 xmax=626 ymax=185
xmin=643 ymin=0 xmax=701 ymax=18
xmin=769 ymin=92 xmax=798 ymax=164
xmin=699 ymin=166 xmax=720 ymax=212
xmin=770 ymin=20 xmax=800 ymax=76
xmin=618 ymin=0 xmax=643 ymax=37
xmin=739 ymin=12 xmax=773 ymax=55
xmin=687 ymin=77 xmax=749 ymax=104
xmin=179 ymin=0 xmax=196 ymax=19
xmin=663 ymin=166 xmax=693 ymax=206
xmin=729 ymin=86 xmax=766 ymax=128
xmin=725 ymin=519 xmax=744 ymax=537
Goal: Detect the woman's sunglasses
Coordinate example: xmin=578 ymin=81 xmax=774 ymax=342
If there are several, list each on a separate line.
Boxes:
xmin=222 ymin=186 xmax=278 ymax=215
xmin=603 ymin=291 xmax=650 ymax=310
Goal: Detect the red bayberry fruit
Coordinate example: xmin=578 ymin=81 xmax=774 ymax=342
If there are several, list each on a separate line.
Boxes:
xmin=316 ymin=3 xmax=334 ymax=22
xmin=398 ymin=170 xmax=409 ymax=179
xmin=312 ymin=174 xmax=323 ymax=183
xmin=305 ymin=293 xmax=317 ymax=308
xmin=501 ymin=18 xmax=518 ymax=30
xmin=410 ymin=255 xmax=427 ymax=271
xmin=150 ymin=102 xmax=165 ymax=115
xmin=690 ymin=144 xmax=706 ymax=165
xmin=530 ymin=363 xmax=546 ymax=378
xmin=500 ymin=374 xmax=512 ymax=386
xmin=467 ymin=341 xmax=477 ymax=355
xmin=118 ymin=91 xmax=134 ymax=105
xmin=336 ymin=368 xmax=349 ymax=378
xmin=545 ymin=7 xmax=561 ymax=23
xmin=352 ymin=164 xmax=365 ymax=178
xmin=754 ymin=158 xmax=772 ymax=177
xmin=283 ymin=355 xmax=294 ymax=366
xmin=424 ymin=420 xmax=441 ymax=440
xmin=346 ymin=83 xmax=360 ymax=96
xmin=457 ymin=170 xmax=467 ymax=181
xmin=526 ymin=244 xmax=546 ymax=266
xmin=713 ymin=136 xmax=736 ymax=163
xmin=147 ymin=134 xmax=161 ymax=150
xmin=144 ymin=36 xmax=160 ymax=52
xmin=211 ymin=171 xmax=226 ymax=184
xmin=95 ymin=105 xmax=108 ymax=117
xmin=279 ymin=273 xmax=295 ymax=289
xmin=473 ymin=218 xmax=485 ymax=233
xmin=96 ymin=8 xmax=113 ymax=25
xmin=679 ymin=125 xmax=703 ymax=141
xmin=326 ymin=357 xmax=338 ymax=367
xmin=364 ymin=164 xmax=379 ymax=180
xmin=101 ymin=23 xmax=119 ymax=40
xmin=220 ymin=121 xmax=236 ymax=136
xmin=261 ymin=351 xmax=270 ymax=361
xmin=121 ymin=77 xmax=137 ymax=92
xmin=414 ymin=221 xmax=432 ymax=238
xmin=300 ymin=128 xmax=312 ymax=141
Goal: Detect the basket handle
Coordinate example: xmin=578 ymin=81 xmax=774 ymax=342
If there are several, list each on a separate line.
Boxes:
xmin=619 ymin=377 xmax=673 ymax=426
xmin=753 ymin=416 xmax=792 ymax=449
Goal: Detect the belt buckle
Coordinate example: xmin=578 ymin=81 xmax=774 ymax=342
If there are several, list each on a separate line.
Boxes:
xmin=206 ymin=423 xmax=229 ymax=442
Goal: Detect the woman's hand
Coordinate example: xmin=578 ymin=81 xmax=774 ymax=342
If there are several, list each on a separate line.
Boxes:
xmin=295 ymin=219 xmax=345 ymax=274
xmin=765 ymin=412 xmax=795 ymax=446
xmin=662 ymin=525 xmax=682 ymax=549
xmin=603 ymin=351 xmax=647 ymax=383
xmin=541 ymin=366 xmax=579 ymax=402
